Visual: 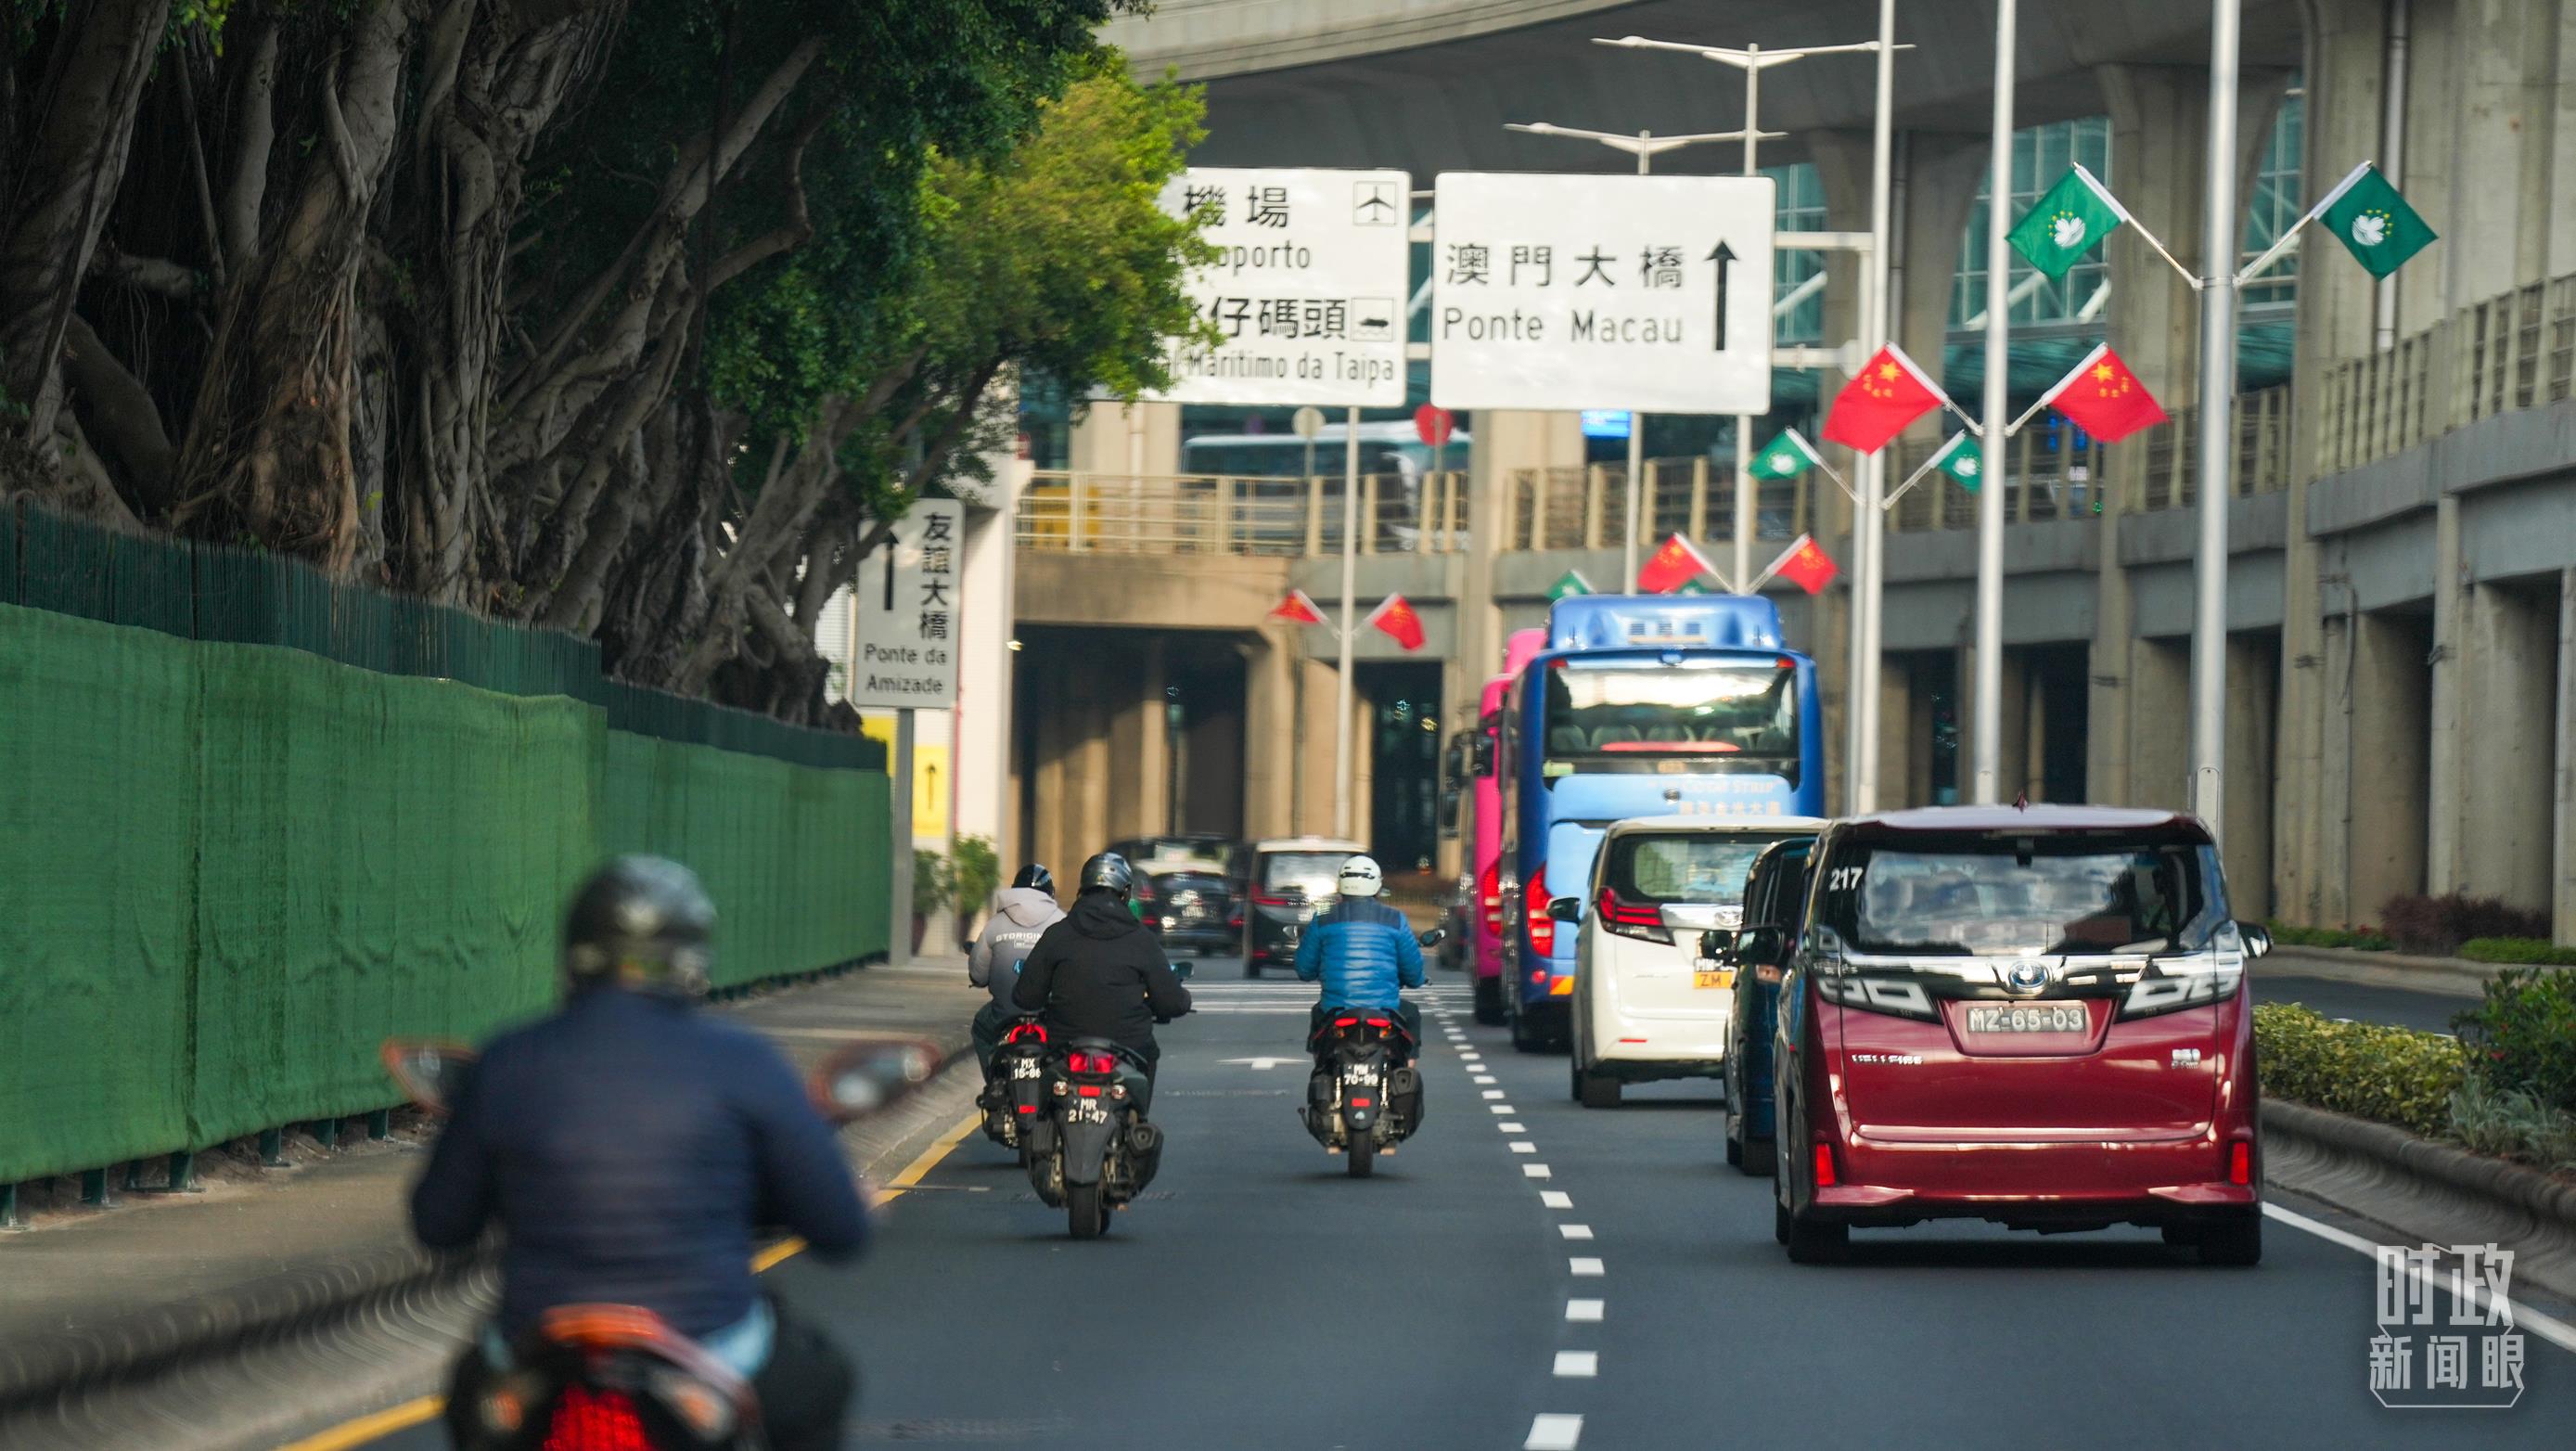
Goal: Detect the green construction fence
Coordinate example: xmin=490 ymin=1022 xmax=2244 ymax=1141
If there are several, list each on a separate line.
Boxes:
xmin=0 ymin=503 xmax=891 ymax=1187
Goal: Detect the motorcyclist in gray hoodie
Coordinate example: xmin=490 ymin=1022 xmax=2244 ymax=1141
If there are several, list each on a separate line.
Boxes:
xmin=968 ymin=864 xmax=1067 ymax=1076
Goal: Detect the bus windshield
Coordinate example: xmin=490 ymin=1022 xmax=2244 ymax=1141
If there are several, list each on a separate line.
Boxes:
xmin=1542 ymin=661 xmax=1797 ymax=773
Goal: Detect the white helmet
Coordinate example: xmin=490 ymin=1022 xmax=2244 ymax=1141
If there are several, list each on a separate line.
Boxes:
xmin=1338 ymin=854 xmax=1384 ymax=898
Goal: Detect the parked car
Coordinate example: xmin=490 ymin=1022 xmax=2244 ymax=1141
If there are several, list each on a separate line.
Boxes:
xmin=1721 ymin=836 xmax=1820 ymax=1175
xmin=1563 ymin=816 xmax=1826 ymax=1108
xmin=1772 ymin=805 xmax=2270 ymax=1265
xmin=1242 ymin=836 xmax=1365 ymax=977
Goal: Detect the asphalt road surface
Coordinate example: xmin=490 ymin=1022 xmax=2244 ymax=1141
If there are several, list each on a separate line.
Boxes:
xmin=2255 ymin=972 xmax=2474 ymax=1035
xmin=360 ymin=960 xmax=2570 ymax=1450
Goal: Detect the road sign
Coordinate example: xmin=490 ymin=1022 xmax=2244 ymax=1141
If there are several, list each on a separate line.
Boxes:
xmin=1291 ymin=405 xmax=1326 ymax=440
xmin=849 ymin=499 xmax=964 ymax=710
xmin=1153 ymin=168 xmax=1411 ymax=407
xmin=1415 ymin=404 xmax=1455 ymax=447
xmin=1429 ymin=173 xmax=1776 ymax=413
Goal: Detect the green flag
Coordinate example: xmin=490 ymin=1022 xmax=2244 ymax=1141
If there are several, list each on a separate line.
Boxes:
xmin=1673 ymin=577 xmax=1713 ymax=596
xmin=2007 ymin=165 xmax=2127 ymax=279
xmin=1749 ymin=428 xmax=1825 ymax=481
xmin=1545 ymin=570 xmax=1595 ymax=602
xmin=1929 ymin=432 xmax=1984 ymax=492
xmin=2314 ymin=163 xmax=2436 ymax=279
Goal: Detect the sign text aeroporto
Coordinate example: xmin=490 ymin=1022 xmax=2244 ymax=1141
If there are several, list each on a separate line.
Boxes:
xmin=1152 ymin=168 xmax=1411 ymax=408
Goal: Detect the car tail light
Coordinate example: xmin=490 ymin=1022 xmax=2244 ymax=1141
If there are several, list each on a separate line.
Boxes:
xmin=2118 ymin=927 xmax=2249 ymax=1020
xmin=1252 ymin=892 xmax=1294 ymax=908
xmin=542 ymin=1386 xmax=651 ymax=1451
xmin=1595 ymin=888 xmax=1672 ymax=944
xmin=2229 ymin=1141 xmax=2252 ymax=1186
xmin=1812 ymin=1141 xmax=1839 ymax=1188
xmin=1479 ymin=862 xmax=1504 ymax=935
xmin=1526 ymin=867 xmax=1555 ymax=957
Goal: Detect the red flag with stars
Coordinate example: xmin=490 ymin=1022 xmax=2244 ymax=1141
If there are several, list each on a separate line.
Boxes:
xmin=1268 ymin=588 xmax=1327 ymax=625
xmin=1365 ymin=594 xmax=1426 ymax=650
xmin=2039 ymin=342 xmax=2168 ymax=443
xmin=1636 ymin=533 xmax=1722 ymax=595
xmin=1761 ymin=533 xmax=1839 ymax=595
xmin=1821 ymin=344 xmax=1953 ymax=454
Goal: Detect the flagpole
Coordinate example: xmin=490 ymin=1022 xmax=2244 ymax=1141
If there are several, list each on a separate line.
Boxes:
xmin=1628 ymin=140 xmax=1650 ymax=592
xmin=1733 ymin=53 xmax=1764 ymax=597
xmin=1336 ymin=404 xmax=1360 ymax=841
xmin=1852 ymin=0 xmax=1896 ymax=815
xmin=2188 ymin=0 xmax=2241 ymax=838
xmin=1971 ymin=0 xmax=2014 ymax=806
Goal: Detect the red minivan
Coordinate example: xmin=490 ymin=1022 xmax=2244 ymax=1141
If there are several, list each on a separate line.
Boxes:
xmin=1769 ymin=805 xmax=2270 ymax=1265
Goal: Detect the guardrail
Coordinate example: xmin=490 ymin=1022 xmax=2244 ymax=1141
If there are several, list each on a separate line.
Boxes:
xmin=2317 ymin=274 xmax=2576 ymax=475
xmin=1016 ymin=469 xmax=1470 ymax=556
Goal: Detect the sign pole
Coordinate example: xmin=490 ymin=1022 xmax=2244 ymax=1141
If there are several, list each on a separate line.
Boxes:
xmin=1624 ymin=141 xmax=1652 ymax=592
xmin=1852 ymin=0 xmax=1897 ymax=815
xmin=1732 ymin=53 xmax=1765 ymax=596
xmin=1971 ymin=0 xmax=2016 ymax=805
xmin=1336 ymin=405 xmax=1362 ymax=841
xmin=2189 ymin=0 xmax=2241 ymax=836
xmin=891 ymin=709 xmax=916 ymax=966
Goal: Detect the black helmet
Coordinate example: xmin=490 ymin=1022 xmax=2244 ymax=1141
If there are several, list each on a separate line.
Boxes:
xmin=1077 ymin=852 xmax=1134 ymax=898
xmin=1012 ymin=863 xmax=1056 ymax=893
xmin=563 ymin=855 xmax=715 ymax=999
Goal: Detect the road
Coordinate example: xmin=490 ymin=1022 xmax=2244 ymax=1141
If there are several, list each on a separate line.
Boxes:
xmin=353 ymin=959 xmax=2565 ymax=1450
xmin=2255 ymin=972 xmax=2473 ymax=1035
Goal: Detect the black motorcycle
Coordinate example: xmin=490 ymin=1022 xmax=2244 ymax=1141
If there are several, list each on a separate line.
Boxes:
xmin=1301 ymin=930 xmax=1440 ymax=1178
xmin=974 ymin=1015 xmax=1051 ymax=1162
xmin=1025 ymin=1038 xmax=1164 ymax=1239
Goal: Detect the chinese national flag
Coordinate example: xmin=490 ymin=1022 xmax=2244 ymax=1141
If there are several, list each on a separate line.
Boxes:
xmin=1366 ymin=594 xmax=1426 ymax=650
xmin=1764 ymin=533 xmax=1839 ymax=595
xmin=2041 ymin=343 xmax=2168 ymax=443
xmin=1268 ymin=588 xmax=1327 ymax=625
xmin=1636 ymin=533 xmax=1720 ymax=595
xmin=1821 ymin=344 xmax=1950 ymax=454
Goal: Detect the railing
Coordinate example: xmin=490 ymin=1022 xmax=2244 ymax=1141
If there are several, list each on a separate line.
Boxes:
xmin=1500 ymin=459 xmax=1812 ymax=551
xmin=2316 ymin=271 xmax=2576 ymax=476
xmin=1880 ymin=386 xmax=2293 ymax=532
xmin=1016 ymin=470 xmax=1470 ymax=556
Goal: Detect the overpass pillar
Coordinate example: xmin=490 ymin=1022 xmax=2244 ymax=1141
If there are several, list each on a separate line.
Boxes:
xmin=1108 ymin=638 xmax=1172 ymax=840
xmin=2224 ymin=634 xmax=2278 ymax=918
xmin=1070 ymin=401 xmax=1183 ymax=480
xmin=2435 ymin=573 xmax=2558 ymax=914
xmin=2338 ymin=609 xmax=2434 ymax=927
xmin=2124 ymin=637 xmax=2190 ymax=811
xmin=2557 ymin=570 xmax=2576 ymax=945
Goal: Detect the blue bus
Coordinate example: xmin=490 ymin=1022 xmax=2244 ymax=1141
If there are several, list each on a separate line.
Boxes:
xmin=1495 ymin=595 xmax=1826 ymax=1050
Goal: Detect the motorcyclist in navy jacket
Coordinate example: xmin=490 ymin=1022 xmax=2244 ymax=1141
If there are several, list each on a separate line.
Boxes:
xmin=1294 ymin=854 xmax=1427 ymax=1061
xmin=410 ymin=856 xmax=865 ymax=1451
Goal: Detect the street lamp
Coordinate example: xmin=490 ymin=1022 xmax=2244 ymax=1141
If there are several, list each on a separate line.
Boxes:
xmin=1503 ymin=122 xmax=1770 ymax=593
xmin=1596 ymin=19 xmax=1908 ymax=815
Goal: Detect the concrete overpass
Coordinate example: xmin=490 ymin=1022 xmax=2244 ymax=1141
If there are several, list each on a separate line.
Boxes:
xmin=1011 ymin=0 xmax=2576 ymax=942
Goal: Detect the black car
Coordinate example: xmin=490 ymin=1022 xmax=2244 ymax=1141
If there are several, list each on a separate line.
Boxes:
xmin=1242 ymin=837 xmax=1365 ymax=977
xmin=1109 ymin=836 xmax=1249 ymax=961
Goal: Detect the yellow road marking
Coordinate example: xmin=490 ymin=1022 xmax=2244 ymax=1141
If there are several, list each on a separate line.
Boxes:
xmin=271 ymin=1394 xmax=442 ymax=1451
xmin=282 ymin=1109 xmax=983 ymax=1448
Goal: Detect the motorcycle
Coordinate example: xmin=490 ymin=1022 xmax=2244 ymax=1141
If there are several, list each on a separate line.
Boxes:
xmin=378 ymin=1034 xmax=944 ymax=1450
xmin=1301 ymin=930 xmax=1442 ymax=1178
xmin=1023 ymin=1038 xmax=1164 ymax=1239
xmin=974 ymin=1014 xmax=1051 ymax=1161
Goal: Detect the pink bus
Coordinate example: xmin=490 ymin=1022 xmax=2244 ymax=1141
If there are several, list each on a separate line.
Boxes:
xmin=1467 ymin=629 xmax=1548 ymax=1023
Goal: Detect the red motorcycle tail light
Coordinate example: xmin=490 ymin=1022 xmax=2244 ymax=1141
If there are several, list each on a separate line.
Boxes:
xmin=542 ymin=1386 xmax=651 ymax=1451
xmin=1365 ymin=1017 xmax=1390 ymax=1029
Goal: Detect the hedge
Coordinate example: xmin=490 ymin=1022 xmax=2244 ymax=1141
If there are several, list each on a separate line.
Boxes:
xmin=2458 ymin=937 xmax=2576 ymax=967
xmin=2252 ymin=1003 xmax=2466 ymax=1139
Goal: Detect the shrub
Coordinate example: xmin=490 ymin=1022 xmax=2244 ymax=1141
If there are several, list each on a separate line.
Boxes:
xmin=2265 ymin=920 xmax=2393 ymax=952
xmin=2452 ymin=967 xmax=2576 ymax=1113
xmin=2381 ymin=892 xmax=2551 ymax=955
xmin=2449 ymin=1078 xmax=2576 ymax=1172
xmin=2253 ymin=1002 xmax=2467 ymax=1139
xmin=949 ymin=834 xmax=1001 ymax=923
xmin=911 ymin=848 xmax=952 ymax=918
xmin=2457 ymin=937 xmax=2576 ymax=967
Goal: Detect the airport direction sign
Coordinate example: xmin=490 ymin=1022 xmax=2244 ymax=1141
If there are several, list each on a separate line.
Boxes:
xmin=1154 ymin=168 xmax=1412 ymax=407
xmin=850 ymin=500 xmax=964 ymax=711
xmin=1430 ymin=173 xmax=1777 ymax=414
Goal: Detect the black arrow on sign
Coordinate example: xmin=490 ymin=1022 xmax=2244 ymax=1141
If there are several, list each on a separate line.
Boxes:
xmin=1707 ymin=241 xmax=1737 ymax=353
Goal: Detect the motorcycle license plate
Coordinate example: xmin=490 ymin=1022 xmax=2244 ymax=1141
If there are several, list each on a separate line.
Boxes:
xmin=1070 ymin=1099 xmax=1110 ymax=1124
xmin=1010 ymin=1059 xmax=1040 ymax=1079
xmin=1694 ymin=969 xmax=1735 ymax=990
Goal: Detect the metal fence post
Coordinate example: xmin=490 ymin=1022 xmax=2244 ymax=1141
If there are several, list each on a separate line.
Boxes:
xmin=1583 ymin=466 xmax=1605 ymax=550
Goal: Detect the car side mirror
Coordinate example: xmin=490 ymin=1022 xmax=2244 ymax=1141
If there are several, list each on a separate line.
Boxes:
xmin=1733 ymin=925 xmax=1783 ymax=966
xmin=1546 ymin=896 xmax=1582 ymax=923
xmin=1697 ymin=928 xmax=1737 ymax=963
xmin=2237 ymin=922 xmax=2273 ymax=959
xmin=1417 ymin=928 xmax=1448 ymax=947
xmin=809 ymin=1036 xmax=948 ymax=1124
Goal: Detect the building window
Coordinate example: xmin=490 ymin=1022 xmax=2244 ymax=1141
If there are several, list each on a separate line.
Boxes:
xmin=1951 ymin=117 xmax=2115 ymax=331
xmin=2241 ymin=83 xmax=2305 ymax=308
xmin=1769 ymin=162 xmax=1829 ymax=344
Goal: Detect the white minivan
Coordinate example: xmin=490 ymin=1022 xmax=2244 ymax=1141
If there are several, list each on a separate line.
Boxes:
xmin=1564 ymin=815 xmax=1828 ymax=1107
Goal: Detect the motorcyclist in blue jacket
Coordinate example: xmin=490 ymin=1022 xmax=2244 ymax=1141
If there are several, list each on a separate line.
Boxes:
xmin=1294 ymin=854 xmax=1426 ymax=1061
xmin=410 ymin=856 xmax=865 ymax=1451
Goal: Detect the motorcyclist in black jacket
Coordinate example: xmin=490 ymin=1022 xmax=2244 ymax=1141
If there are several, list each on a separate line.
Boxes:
xmin=1012 ymin=852 xmax=1193 ymax=1110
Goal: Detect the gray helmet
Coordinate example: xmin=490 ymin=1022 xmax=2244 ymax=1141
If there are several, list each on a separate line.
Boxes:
xmin=1013 ymin=863 xmax=1056 ymax=893
xmin=1078 ymin=852 xmax=1134 ymax=898
xmin=563 ymin=855 xmax=715 ymax=999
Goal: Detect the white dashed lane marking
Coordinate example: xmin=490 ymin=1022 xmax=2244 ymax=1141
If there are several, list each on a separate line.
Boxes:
xmin=1498 ymin=1122 xmax=1525 ymax=1132
xmin=1510 ymin=1142 xmax=1537 ymax=1154
xmin=1569 ymin=1257 xmax=1602 ymax=1276
xmin=1557 ymin=1224 xmax=1593 ymax=1240
xmin=1540 ymin=1190 xmax=1572 ymax=1209
xmin=1566 ymin=1299 xmax=1603 ymax=1322
xmin=1553 ymin=1352 xmax=1598 ymax=1378
xmin=1482 ymin=1089 xmax=1506 ymax=1099
xmin=1523 ymin=1164 xmax=1552 ymax=1178
xmin=1525 ymin=1414 xmax=1584 ymax=1450
xmin=1489 ymin=1105 xmax=1513 ymax=1115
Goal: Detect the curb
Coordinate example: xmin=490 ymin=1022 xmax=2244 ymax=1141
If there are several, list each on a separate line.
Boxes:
xmin=2262 ymin=1098 xmax=2576 ymax=1301
xmin=2259 ymin=944 xmax=2499 ymax=1000
xmin=0 ymin=1015 xmax=978 ymax=1418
